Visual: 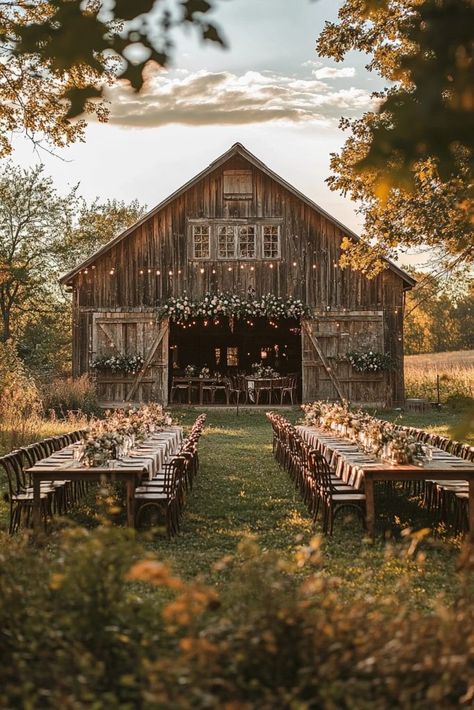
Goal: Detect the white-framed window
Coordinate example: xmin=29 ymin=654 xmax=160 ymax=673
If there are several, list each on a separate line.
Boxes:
xmin=218 ymin=225 xmax=236 ymax=258
xmin=238 ymin=225 xmax=256 ymax=258
xmin=192 ymin=225 xmax=210 ymax=259
xmin=263 ymin=225 xmax=280 ymax=259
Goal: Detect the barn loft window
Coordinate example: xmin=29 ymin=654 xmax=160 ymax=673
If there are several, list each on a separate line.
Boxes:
xmin=238 ymin=225 xmax=256 ymax=258
xmin=218 ymin=225 xmax=236 ymax=258
xmin=223 ymin=170 xmax=253 ymax=200
xmin=192 ymin=225 xmax=210 ymax=259
xmin=263 ymin=225 xmax=280 ymax=259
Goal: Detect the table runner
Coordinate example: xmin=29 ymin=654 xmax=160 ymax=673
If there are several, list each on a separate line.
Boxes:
xmin=297 ymin=425 xmax=472 ymax=491
xmin=35 ymin=427 xmax=184 ymax=481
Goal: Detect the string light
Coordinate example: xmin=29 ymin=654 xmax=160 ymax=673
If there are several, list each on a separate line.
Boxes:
xmin=212 ymin=269 xmax=216 ymax=274
xmin=269 ymin=264 xmax=273 ymax=269
xmin=84 ymin=269 xmax=88 ymax=274
xmin=148 ymin=268 xmax=151 ymax=274
xmin=250 ymin=266 xmax=254 ymax=271
xmin=292 ymin=261 xmax=297 ymax=267
xmin=312 ymin=264 xmax=316 ymax=269
xmin=109 ymin=269 xmax=114 ymax=275
xmin=227 ymin=266 xmax=232 ymax=272
xmin=200 ymin=268 xmax=205 ymax=274
xmin=168 ymin=270 xmax=173 ymax=276
xmin=139 ymin=269 xmax=144 ymax=275
xmin=91 ymin=265 xmax=96 ymax=270
xmin=156 ymin=270 xmax=160 ymax=275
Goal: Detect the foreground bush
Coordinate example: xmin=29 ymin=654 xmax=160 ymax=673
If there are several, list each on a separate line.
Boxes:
xmin=41 ymin=374 xmax=100 ymax=416
xmin=1 ymin=526 xmax=474 ymax=709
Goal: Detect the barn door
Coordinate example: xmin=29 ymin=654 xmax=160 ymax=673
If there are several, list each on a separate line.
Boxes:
xmin=302 ymin=312 xmax=387 ymax=405
xmin=91 ymin=313 xmax=169 ymax=405
xmin=301 ymin=319 xmax=345 ymax=402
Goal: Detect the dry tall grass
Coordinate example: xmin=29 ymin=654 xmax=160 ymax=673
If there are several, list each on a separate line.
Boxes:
xmin=405 ymin=350 xmax=474 ymax=402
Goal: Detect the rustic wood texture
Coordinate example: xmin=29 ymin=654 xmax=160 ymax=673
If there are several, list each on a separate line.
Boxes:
xmin=70 ymin=152 xmax=407 ymax=406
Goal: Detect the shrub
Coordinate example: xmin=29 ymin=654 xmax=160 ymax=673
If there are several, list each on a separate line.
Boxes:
xmin=41 ymin=374 xmax=100 ymax=417
xmin=1 ymin=526 xmax=474 ymax=709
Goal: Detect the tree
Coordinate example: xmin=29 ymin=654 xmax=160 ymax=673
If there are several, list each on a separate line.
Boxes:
xmin=318 ymin=0 xmax=473 ymax=192
xmin=0 ymin=161 xmax=77 ymax=342
xmin=0 ymin=161 xmax=145 ymax=378
xmin=404 ymin=271 xmax=474 ymax=354
xmin=0 ymin=0 xmax=225 ymax=156
xmin=317 ymin=0 xmax=473 ymax=275
xmin=59 ymin=197 xmax=147 ymax=272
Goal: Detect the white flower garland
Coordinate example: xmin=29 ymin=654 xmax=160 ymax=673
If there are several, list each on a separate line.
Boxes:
xmin=346 ymin=350 xmax=392 ymax=373
xmin=92 ymin=354 xmax=145 ymax=375
xmin=158 ymin=292 xmax=312 ymax=324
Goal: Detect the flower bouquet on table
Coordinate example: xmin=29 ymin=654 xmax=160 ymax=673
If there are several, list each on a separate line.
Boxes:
xmin=184 ymin=364 xmax=197 ymax=377
xmin=381 ymin=431 xmax=424 ymax=465
xmin=82 ymin=428 xmax=125 ymax=467
xmin=199 ymin=366 xmax=211 ymax=378
xmin=251 ymin=362 xmax=279 ymax=379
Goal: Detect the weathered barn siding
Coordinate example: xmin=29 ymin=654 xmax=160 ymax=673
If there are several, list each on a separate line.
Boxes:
xmin=64 ymin=146 xmax=412 ymax=406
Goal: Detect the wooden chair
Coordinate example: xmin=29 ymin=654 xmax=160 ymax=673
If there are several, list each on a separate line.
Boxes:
xmin=254 ymin=378 xmax=272 ymax=405
xmin=228 ymin=375 xmax=243 ymax=404
xmin=270 ymin=377 xmax=284 ymax=404
xmin=280 ymin=375 xmax=297 ymax=405
xmin=170 ymin=378 xmax=198 ymax=404
xmin=213 ymin=378 xmax=230 ymax=405
xmin=0 ymin=453 xmax=50 ymax=534
xmin=309 ymin=450 xmax=366 ymax=534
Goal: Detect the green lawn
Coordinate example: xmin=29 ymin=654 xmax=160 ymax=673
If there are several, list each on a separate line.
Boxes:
xmin=147 ymin=407 xmax=463 ymax=606
xmin=0 ymin=406 xmax=469 ymax=607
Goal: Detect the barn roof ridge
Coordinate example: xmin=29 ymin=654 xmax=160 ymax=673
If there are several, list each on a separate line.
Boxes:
xmin=60 ymin=142 xmax=416 ymax=287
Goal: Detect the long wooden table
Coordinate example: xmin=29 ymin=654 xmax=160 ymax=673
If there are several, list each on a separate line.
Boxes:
xmin=28 ymin=428 xmax=183 ymax=531
xmin=297 ymin=425 xmax=474 ymax=538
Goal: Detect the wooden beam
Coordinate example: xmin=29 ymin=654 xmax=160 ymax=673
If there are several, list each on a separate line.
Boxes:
xmin=125 ymin=321 xmax=169 ymax=403
xmin=302 ymin=320 xmax=345 ymax=403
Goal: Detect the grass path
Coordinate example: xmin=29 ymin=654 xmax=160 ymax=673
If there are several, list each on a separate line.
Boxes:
xmin=151 ymin=408 xmax=312 ymax=578
xmin=150 ymin=408 xmax=462 ymax=607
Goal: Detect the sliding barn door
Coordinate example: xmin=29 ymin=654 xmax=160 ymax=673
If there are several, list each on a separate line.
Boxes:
xmin=302 ymin=312 xmax=388 ymax=405
xmin=91 ymin=313 xmax=169 ymax=406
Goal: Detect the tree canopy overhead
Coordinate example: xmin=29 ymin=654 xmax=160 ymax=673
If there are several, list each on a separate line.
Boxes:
xmin=317 ymin=0 xmax=473 ymax=276
xmin=318 ymin=0 xmax=473 ymax=193
xmin=0 ymin=0 xmax=224 ymax=155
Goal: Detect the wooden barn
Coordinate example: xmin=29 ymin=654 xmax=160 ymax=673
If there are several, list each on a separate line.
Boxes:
xmin=60 ymin=143 xmax=415 ymax=407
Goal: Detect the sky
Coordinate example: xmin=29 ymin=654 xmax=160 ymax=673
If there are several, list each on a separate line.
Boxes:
xmin=10 ymin=0 xmax=391 ymax=248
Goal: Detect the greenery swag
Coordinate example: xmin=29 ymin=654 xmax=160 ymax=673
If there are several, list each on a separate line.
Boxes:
xmin=346 ymin=350 xmax=393 ymax=373
xmin=158 ymin=292 xmax=312 ymax=324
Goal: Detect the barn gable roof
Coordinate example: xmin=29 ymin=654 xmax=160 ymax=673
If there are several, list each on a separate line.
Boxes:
xmin=60 ymin=142 xmax=416 ymax=288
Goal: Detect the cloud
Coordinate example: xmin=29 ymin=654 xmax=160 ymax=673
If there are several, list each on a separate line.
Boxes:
xmin=312 ymin=66 xmax=356 ymax=79
xmin=105 ymin=66 xmax=372 ymax=129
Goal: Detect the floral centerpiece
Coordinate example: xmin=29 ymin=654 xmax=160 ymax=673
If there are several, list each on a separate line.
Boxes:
xmin=251 ymin=362 xmax=280 ymax=379
xmin=199 ymin=366 xmax=211 ymax=378
xmin=92 ymin=354 xmax=144 ymax=375
xmin=346 ymin=351 xmax=392 ymax=373
xmin=158 ymin=291 xmax=312 ymax=324
xmin=184 ymin=364 xmax=197 ymax=377
xmin=82 ymin=428 xmax=125 ymax=467
xmin=381 ymin=431 xmax=424 ymax=465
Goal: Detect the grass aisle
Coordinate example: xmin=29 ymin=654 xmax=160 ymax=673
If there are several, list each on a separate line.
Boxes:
xmin=151 ymin=408 xmax=312 ymax=578
xmin=151 ymin=408 xmax=462 ymax=607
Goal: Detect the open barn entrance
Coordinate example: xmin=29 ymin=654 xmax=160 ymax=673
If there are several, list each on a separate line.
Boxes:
xmin=168 ymin=317 xmax=302 ymax=404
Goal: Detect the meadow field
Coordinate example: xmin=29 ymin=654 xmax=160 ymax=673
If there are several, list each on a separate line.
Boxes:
xmin=405 ymin=349 xmax=474 ymax=403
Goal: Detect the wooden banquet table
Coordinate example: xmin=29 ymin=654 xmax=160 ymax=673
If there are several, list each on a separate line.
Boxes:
xmin=172 ymin=377 xmax=228 ymax=405
xmin=297 ymin=425 xmax=474 ymax=539
xmin=28 ymin=427 xmax=183 ymax=531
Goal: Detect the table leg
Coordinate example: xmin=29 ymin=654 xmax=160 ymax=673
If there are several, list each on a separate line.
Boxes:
xmin=469 ymin=478 xmax=474 ymax=542
xmin=126 ymin=479 xmax=136 ymax=528
xmin=365 ymin=476 xmax=375 ymax=538
xmin=32 ymin=476 xmax=42 ymax=531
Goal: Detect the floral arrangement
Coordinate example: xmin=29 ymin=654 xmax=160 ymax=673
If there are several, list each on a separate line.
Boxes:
xmin=302 ymin=400 xmax=424 ymax=465
xmin=158 ymin=292 xmax=312 ymax=324
xmin=92 ymin=354 xmax=145 ymax=375
xmin=184 ymin=365 xmax=197 ymax=377
xmin=199 ymin=366 xmax=211 ymax=378
xmin=251 ymin=362 xmax=280 ymax=379
xmin=79 ymin=404 xmax=173 ymax=467
xmin=82 ymin=429 xmax=125 ymax=467
xmin=346 ymin=351 xmax=392 ymax=373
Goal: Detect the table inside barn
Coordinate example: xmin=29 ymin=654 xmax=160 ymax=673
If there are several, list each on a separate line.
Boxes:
xmin=28 ymin=427 xmax=183 ymax=530
xmin=297 ymin=425 xmax=474 ymax=538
